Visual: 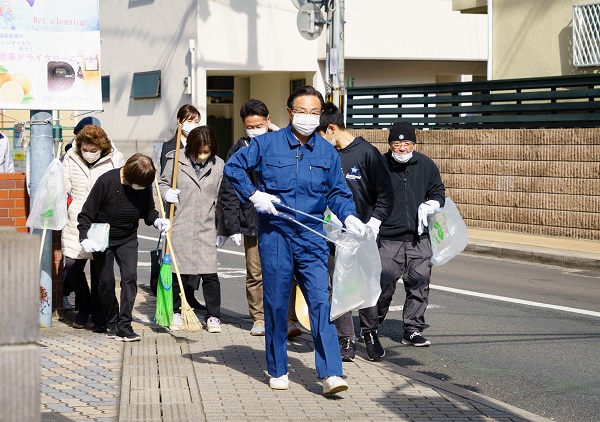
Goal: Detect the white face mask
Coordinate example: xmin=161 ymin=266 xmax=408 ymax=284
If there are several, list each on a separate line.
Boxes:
xmin=326 ymin=131 xmax=336 ymax=148
xmin=246 ymin=127 xmax=267 ymax=138
xmin=182 ymin=122 xmax=199 ymax=136
xmin=131 ymin=184 xmax=146 ymax=190
xmin=292 ymin=113 xmax=320 ymax=136
xmin=392 ymin=151 xmax=412 ymax=163
xmin=81 ymin=150 xmax=101 ymax=163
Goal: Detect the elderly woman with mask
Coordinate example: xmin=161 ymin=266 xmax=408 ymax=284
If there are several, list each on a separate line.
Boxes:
xmin=159 ymin=126 xmax=225 ymax=333
xmin=62 ymin=123 xmax=124 ymax=331
xmin=78 ymin=154 xmax=170 ymax=342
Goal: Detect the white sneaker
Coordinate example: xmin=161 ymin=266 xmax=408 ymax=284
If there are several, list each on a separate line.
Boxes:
xmin=206 ymin=316 xmax=221 ymax=333
xmin=269 ymin=373 xmax=289 ymax=390
xmin=62 ymin=296 xmax=74 ymax=310
xmin=169 ymin=313 xmax=183 ymax=331
xmin=322 ymin=376 xmax=348 ymax=394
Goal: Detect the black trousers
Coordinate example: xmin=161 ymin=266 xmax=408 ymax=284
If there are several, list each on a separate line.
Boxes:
xmin=377 ymin=238 xmax=433 ymax=333
xmin=64 ymin=257 xmax=104 ymax=324
xmin=92 ymin=238 xmax=138 ymax=328
xmin=173 ymin=273 xmax=221 ymax=320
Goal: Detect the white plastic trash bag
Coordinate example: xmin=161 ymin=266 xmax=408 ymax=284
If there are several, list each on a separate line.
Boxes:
xmin=26 ymin=159 xmax=68 ymax=230
xmin=330 ymin=229 xmax=382 ymax=321
xmin=427 ymin=197 xmax=469 ymax=266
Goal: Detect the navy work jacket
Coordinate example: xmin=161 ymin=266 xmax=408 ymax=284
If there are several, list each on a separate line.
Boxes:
xmin=224 ymin=124 xmax=356 ymax=228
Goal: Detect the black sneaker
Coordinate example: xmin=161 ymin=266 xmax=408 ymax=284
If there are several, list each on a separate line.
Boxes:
xmin=364 ymin=331 xmax=385 ymax=361
xmin=339 ymin=337 xmax=356 ymax=362
xmin=92 ymin=323 xmax=107 ymax=333
xmin=116 ymin=325 xmax=141 ymax=342
xmin=106 ymin=323 xmax=118 ymax=339
xmin=402 ymin=331 xmax=431 ymax=347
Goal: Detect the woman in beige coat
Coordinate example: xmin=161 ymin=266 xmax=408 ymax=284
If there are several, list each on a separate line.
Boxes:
xmin=159 ymin=126 xmax=225 ymax=333
xmin=62 ymin=124 xmax=125 ymax=331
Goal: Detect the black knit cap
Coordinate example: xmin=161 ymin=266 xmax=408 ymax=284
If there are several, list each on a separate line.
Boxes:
xmin=73 ymin=116 xmax=101 ymax=135
xmin=387 ymin=121 xmax=416 ymax=144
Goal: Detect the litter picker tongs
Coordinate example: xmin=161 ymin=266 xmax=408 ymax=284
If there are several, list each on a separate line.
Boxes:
xmin=274 ymin=203 xmax=359 ymax=248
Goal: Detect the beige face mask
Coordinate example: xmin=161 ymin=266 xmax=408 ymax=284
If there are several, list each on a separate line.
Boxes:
xmin=196 ymin=153 xmax=211 ymax=163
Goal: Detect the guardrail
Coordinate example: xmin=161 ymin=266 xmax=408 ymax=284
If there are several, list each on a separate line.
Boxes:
xmin=346 ymin=74 xmax=600 ymax=129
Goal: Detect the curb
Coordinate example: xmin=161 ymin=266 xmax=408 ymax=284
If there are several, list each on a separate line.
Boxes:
xmin=464 ymin=241 xmax=600 ymax=272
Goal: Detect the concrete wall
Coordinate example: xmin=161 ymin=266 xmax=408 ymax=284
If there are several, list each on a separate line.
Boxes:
xmin=0 ymin=231 xmax=40 ymax=422
xmin=352 ymin=128 xmax=600 ymax=241
xmin=342 ymin=0 xmax=488 ymax=61
xmin=492 ymin=0 xmax=600 ymax=79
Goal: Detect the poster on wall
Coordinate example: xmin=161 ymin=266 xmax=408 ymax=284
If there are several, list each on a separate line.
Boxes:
xmin=0 ymin=0 xmax=101 ymax=111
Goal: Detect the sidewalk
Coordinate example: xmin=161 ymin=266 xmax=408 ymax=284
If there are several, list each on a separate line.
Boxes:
xmin=467 ymin=228 xmax=599 ymax=272
xmin=42 ymin=290 xmax=550 ymax=422
xmin=40 ymin=230 xmax=598 ymax=422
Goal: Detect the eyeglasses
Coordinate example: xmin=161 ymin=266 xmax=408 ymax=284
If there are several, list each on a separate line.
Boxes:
xmin=390 ymin=141 xmax=414 ymax=150
xmin=290 ymin=108 xmax=322 ymax=116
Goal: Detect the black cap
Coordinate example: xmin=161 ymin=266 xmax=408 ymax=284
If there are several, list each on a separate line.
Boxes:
xmin=73 ymin=116 xmax=101 ymax=135
xmin=388 ymin=121 xmax=416 ymax=144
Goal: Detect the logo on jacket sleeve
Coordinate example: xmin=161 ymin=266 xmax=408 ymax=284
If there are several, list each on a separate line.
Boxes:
xmin=345 ymin=165 xmax=362 ymax=181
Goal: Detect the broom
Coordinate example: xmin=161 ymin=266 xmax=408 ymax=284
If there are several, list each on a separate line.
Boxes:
xmin=165 ymin=123 xmax=203 ymax=332
xmin=153 ymin=174 xmax=173 ymax=327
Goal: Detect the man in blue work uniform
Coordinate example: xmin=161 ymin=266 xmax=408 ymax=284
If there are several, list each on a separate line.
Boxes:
xmin=224 ymin=86 xmax=367 ymax=395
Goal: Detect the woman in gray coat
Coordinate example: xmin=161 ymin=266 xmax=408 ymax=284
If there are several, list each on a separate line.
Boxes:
xmin=159 ymin=126 xmax=225 ymax=333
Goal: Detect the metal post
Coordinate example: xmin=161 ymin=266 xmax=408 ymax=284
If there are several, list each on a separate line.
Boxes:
xmin=332 ymin=0 xmax=341 ymax=108
xmin=339 ymin=0 xmax=346 ymax=119
xmin=29 ymin=110 xmax=54 ymax=328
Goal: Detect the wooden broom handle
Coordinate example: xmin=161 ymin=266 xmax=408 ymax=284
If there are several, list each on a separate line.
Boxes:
xmin=165 ymin=122 xmax=182 ymax=255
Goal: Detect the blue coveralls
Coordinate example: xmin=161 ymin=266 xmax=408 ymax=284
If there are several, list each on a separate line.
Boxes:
xmin=224 ymin=124 xmax=356 ymax=379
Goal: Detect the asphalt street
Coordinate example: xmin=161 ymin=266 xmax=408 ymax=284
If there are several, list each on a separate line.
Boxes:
xmin=135 ymin=225 xmax=600 ymax=422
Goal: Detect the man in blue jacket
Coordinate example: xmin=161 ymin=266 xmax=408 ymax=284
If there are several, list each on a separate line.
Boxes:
xmin=224 ymin=86 xmax=366 ymax=395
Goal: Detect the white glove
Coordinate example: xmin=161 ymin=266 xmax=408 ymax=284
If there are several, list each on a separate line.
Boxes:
xmin=216 ymin=235 xmax=228 ymax=248
xmin=249 ymin=191 xmax=280 ymax=215
xmin=417 ymin=200 xmax=441 ymax=235
xmin=230 ymin=233 xmax=242 ymax=246
xmin=164 ymin=188 xmax=180 ymax=204
xmin=80 ymin=239 xmax=100 ymax=253
xmin=367 ymin=217 xmax=382 ymax=236
xmin=153 ymin=218 xmax=171 ymax=233
xmin=344 ymin=215 xmax=367 ymax=237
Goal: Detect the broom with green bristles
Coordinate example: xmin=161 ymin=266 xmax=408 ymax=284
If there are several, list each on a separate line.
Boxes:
xmin=154 ymin=173 xmax=173 ymax=327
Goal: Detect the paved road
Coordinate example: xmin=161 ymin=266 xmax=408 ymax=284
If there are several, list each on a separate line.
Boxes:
xmin=135 ymin=226 xmax=600 ymax=422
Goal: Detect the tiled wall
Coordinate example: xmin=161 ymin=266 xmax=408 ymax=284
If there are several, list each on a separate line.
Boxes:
xmin=352 ymin=128 xmax=600 ymax=241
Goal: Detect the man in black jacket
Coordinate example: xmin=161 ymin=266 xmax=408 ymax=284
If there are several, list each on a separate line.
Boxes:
xmin=317 ymin=102 xmax=394 ymax=362
xmin=378 ymin=121 xmax=445 ymax=347
xmin=218 ymin=99 xmax=301 ymax=338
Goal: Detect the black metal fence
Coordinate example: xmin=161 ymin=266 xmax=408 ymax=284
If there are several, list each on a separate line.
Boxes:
xmin=346 ymin=74 xmax=600 ymax=129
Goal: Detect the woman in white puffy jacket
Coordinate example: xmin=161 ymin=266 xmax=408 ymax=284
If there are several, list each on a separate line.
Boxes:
xmin=62 ymin=124 xmax=125 ymax=331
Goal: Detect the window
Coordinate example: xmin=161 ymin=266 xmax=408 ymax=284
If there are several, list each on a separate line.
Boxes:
xmin=130 ymin=70 xmax=161 ymax=99
xmin=573 ymin=3 xmax=600 ymax=67
xmin=101 ymin=75 xmax=110 ymax=102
